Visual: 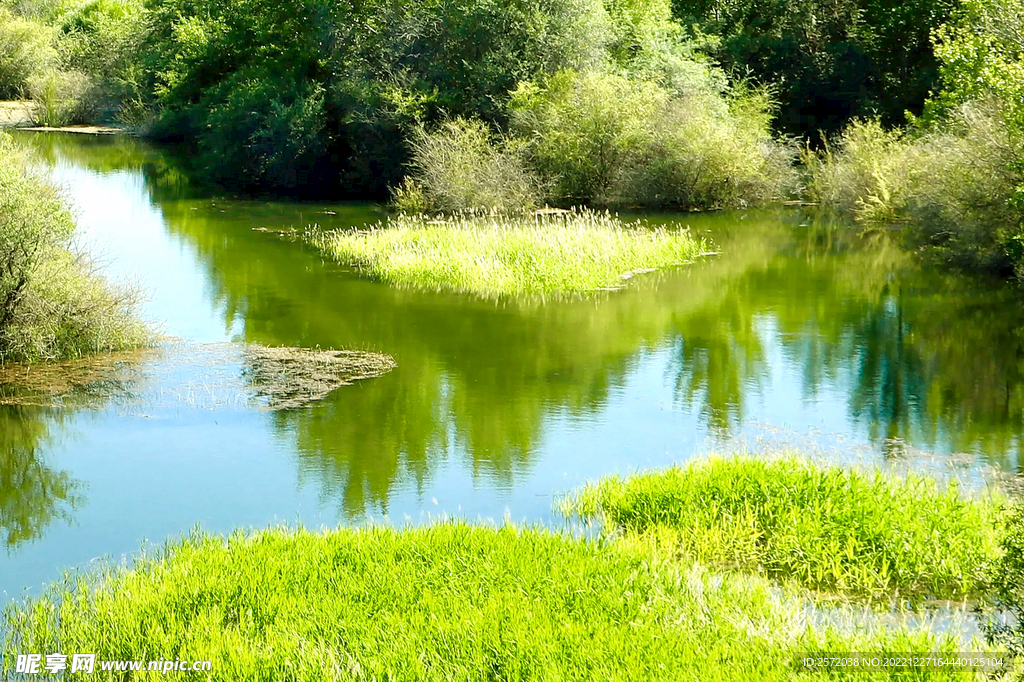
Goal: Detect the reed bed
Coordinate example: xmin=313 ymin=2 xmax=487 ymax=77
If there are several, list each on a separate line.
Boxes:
xmin=311 ymin=209 xmax=706 ymax=297
xmin=2 ymin=522 xmax=961 ymax=681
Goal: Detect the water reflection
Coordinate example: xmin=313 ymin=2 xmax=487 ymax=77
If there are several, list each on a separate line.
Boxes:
xmin=0 ymin=400 xmax=82 ymax=549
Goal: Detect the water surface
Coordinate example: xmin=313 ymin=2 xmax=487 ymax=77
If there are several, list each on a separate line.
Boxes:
xmin=3 ymin=133 xmax=1023 ymax=600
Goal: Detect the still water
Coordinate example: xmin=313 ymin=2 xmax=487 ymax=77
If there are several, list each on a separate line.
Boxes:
xmin=3 ymin=132 xmax=1023 ymax=600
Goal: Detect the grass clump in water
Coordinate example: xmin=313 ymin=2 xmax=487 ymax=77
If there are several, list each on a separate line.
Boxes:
xmin=563 ymin=456 xmax=1004 ymax=599
xmin=313 ymin=209 xmax=706 ymax=297
xmin=1 ymin=522 xmax=958 ymax=680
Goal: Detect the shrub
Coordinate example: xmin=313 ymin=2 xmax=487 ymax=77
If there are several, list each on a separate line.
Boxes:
xmin=806 ymin=102 xmax=1024 ymax=277
xmin=193 ymin=74 xmax=330 ymax=194
xmin=55 ymin=0 xmax=149 ymax=109
xmin=803 ymin=119 xmax=914 ymax=224
xmin=624 ymin=87 xmax=798 ymax=209
xmin=28 ymin=68 xmax=99 ymax=126
xmin=0 ymin=133 xmax=150 ymax=362
xmin=140 ymin=0 xmax=616 ymax=196
xmin=403 ymin=118 xmax=542 ymax=211
xmin=0 ymin=7 xmax=57 ymax=99
xmin=510 ymin=70 xmax=796 ymax=208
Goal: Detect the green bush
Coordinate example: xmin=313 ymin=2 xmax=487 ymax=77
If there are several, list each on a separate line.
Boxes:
xmin=806 ymin=102 xmax=1024 ymax=277
xmin=400 ymin=118 xmax=541 ymax=211
xmin=0 ymin=133 xmax=150 ymax=362
xmin=140 ymin=0 xmax=616 ymax=196
xmin=28 ymin=67 xmax=99 ymax=125
xmin=0 ymin=7 xmax=57 ymax=99
xmin=510 ymin=70 xmax=796 ymax=208
xmin=55 ymin=0 xmax=148 ymax=110
xmin=192 ymin=73 xmax=330 ymax=194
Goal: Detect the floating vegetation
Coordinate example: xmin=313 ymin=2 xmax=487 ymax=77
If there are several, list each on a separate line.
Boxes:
xmin=242 ymin=345 xmax=396 ymax=410
xmin=0 ymin=342 xmax=396 ymax=411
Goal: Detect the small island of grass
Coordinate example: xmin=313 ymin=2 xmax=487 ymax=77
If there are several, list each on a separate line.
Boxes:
xmin=312 ymin=210 xmax=707 ymax=297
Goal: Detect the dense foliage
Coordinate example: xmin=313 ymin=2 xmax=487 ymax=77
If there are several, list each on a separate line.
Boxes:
xmin=672 ymin=0 xmax=956 ymax=138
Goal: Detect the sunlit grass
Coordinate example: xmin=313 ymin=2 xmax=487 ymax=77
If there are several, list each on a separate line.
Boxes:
xmin=562 ymin=456 xmax=1004 ymax=599
xmin=2 ymin=522 xmax=964 ymax=681
xmin=311 ymin=209 xmax=707 ymax=297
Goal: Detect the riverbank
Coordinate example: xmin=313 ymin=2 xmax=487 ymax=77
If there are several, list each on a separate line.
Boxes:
xmin=2 ymin=456 xmax=1015 ymax=680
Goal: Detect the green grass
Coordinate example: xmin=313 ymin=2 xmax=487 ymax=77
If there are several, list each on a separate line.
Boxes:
xmin=2 ymin=522 xmax=964 ymax=681
xmin=562 ymin=456 xmax=1004 ymax=599
xmin=311 ymin=210 xmax=706 ymax=297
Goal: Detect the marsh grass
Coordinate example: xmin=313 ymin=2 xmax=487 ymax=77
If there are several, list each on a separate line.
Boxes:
xmin=1 ymin=523 xmax=963 ymax=681
xmin=562 ymin=456 xmax=1004 ymax=599
xmin=312 ymin=209 xmax=706 ymax=297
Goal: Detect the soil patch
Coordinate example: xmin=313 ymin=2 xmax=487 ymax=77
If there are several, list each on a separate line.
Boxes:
xmin=0 ymin=101 xmax=34 ymax=127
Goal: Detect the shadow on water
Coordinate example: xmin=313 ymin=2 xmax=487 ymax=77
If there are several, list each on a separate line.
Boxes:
xmin=7 ymin=131 xmax=1024 ymax=528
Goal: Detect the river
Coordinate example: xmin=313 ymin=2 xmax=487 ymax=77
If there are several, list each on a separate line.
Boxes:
xmin=2 ymin=131 xmax=1022 ymax=601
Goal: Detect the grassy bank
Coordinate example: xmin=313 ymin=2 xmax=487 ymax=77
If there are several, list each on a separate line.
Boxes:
xmin=563 ymin=456 xmax=1004 ymax=599
xmin=0 ymin=132 xmax=150 ymax=362
xmin=2 ymin=522 xmax=966 ymax=681
xmin=312 ymin=210 xmax=707 ymax=297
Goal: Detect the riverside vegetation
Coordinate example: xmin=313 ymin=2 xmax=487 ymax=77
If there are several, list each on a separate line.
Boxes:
xmin=0 ymin=132 xmax=149 ymax=362
xmin=5 ymin=0 xmax=1024 ymax=284
xmin=2 ymin=456 xmax=1020 ymax=680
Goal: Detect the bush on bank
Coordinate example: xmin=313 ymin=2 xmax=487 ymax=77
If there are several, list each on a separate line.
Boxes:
xmin=805 ymin=102 xmax=1024 ymax=279
xmin=1 ymin=522 xmax=961 ymax=681
xmin=0 ymin=133 xmax=150 ymax=362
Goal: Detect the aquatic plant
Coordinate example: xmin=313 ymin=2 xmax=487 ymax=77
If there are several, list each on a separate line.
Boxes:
xmin=312 ymin=209 xmax=706 ymax=297
xmin=563 ymin=455 xmax=1004 ymax=598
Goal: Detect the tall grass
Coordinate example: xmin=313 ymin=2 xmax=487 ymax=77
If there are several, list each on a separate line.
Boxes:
xmin=312 ymin=209 xmax=707 ymax=297
xmin=1 ymin=523 xmax=961 ymax=681
xmin=0 ymin=132 xmax=150 ymax=362
xmin=563 ymin=456 xmax=1004 ymax=598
